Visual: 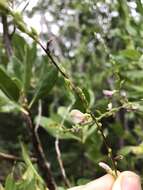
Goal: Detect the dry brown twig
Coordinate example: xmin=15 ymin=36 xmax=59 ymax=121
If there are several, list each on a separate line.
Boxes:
xmin=23 ymin=100 xmax=56 ymax=190
xmin=0 ymin=152 xmax=37 ymax=162
xmin=55 ymin=138 xmax=71 ymax=188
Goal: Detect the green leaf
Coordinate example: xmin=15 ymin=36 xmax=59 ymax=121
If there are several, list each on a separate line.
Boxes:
xmin=30 ymin=65 xmax=58 ymax=107
xmin=8 ymin=56 xmax=23 ymax=81
xmin=119 ymin=49 xmax=141 ymax=60
xmin=24 ymin=179 xmax=35 ymax=190
xmin=136 ymin=0 xmax=143 ymax=14
xmin=22 ymin=166 xmax=34 ymax=183
xmin=12 ymin=34 xmax=27 ymax=61
xmin=0 ymin=67 xmax=20 ymax=101
xmin=119 ymin=144 xmax=143 ymax=156
xmin=73 ymin=88 xmax=89 ymax=112
xmin=23 ymin=43 xmax=36 ymax=94
xmin=125 ymin=70 xmax=143 ymax=80
xmin=5 ymin=174 xmax=17 ymax=190
xmin=17 ymin=172 xmax=36 ymax=190
xmin=0 ymin=90 xmax=18 ymax=113
xmin=82 ymin=124 xmax=97 ymax=143
xmin=38 ymin=116 xmax=81 ymax=141
xmin=21 ymin=143 xmax=44 ymax=184
xmin=119 ymin=146 xmax=133 ymax=156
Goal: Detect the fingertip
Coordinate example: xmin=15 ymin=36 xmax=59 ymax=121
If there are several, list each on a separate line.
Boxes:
xmin=112 ymin=171 xmax=142 ymax=190
xmin=68 ymin=174 xmax=115 ymax=190
xmin=68 ymin=186 xmax=84 ymax=190
xmin=84 ymin=174 xmax=115 ymax=190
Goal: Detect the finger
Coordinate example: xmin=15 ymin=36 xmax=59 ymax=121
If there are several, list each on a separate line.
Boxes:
xmin=112 ymin=171 xmax=142 ymax=190
xmin=84 ymin=174 xmax=115 ymax=190
xmin=68 ymin=174 xmax=115 ymax=190
xmin=68 ymin=185 xmax=84 ymax=190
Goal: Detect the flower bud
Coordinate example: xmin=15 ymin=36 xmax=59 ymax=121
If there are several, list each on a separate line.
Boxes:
xmin=70 ymin=109 xmax=92 ymax=125
xmin=103 ymin=90 xmax=116 ymax=97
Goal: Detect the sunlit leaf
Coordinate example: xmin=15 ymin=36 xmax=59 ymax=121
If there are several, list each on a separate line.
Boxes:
xmin=0 ymin=67 xmax=20 ymax=101
xmin=5 ymin=174 xmax=16 ymax=190
xmin=119 ymin=49 xmax=141 ymax=60
xmin=21 ymin=143 xmax=44 ymax=184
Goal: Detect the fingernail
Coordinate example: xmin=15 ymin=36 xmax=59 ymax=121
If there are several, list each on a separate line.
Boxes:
xmin=121 ymin=175 xmax=141 ymax=190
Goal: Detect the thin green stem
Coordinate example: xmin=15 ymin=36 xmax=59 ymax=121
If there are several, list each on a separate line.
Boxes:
xmin=36 ymin=39 xmax=118 ymax=177
xmin=90 ymin=112 xmax=117 ymax=177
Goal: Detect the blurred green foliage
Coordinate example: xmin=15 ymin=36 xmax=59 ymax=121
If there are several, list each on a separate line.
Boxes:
xmin=1 ymin=0 xmax=143 ymax=189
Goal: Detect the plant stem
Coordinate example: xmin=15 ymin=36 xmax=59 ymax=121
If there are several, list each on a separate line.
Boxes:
xmin=0 ymin=152 xmax=37 ymax=162
xmin=55 ymin=138 xmax=71 ymax=188
xmin=23 ymin=109 xmax=57 ymax=190
xmin=90 ymin=112 xmax=117 ymax=177
xmin=1 ymin=14 xmax=13 ymax=58
xmin=36 ymin=39 xmax=118 ymax=177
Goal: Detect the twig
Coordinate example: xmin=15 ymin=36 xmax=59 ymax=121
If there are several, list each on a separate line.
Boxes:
xmin=35 ymin=100 xmax=42 ymax=133
xmin=1 ymin=14 xmax=13 ymax=58
xmin=9 ymin=25 xmax=16 ymax=39
xmin=21 ymin=1 xmax=29 ymax=13
xmin=36 ymin=41 xmax=118 ymax=177
xmin=0 ymin=152 xmax=37 ymax=162
xmin=90 ymin=112 xmax=117 ymax=177
xmin=23 ymin=102 xmax=56 ymax=190
xmin=54 ymin=104 xmax=73 ymax=187
xmin=96 ymin=104 xmax=129 ymax=121
xmin=55 ymin=138 xmax=71 ymax=188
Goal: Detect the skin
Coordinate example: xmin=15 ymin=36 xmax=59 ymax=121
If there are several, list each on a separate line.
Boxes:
xmin=68 ymin=171 xmax=142 ymax=190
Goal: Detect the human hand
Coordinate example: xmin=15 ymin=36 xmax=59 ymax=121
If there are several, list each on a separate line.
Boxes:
xmin=68 ymin=171 xmax=142 ymax=190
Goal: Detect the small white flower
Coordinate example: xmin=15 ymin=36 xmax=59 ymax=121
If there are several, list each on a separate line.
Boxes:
xmin=103 ymin=90 xmax=116 ymax=97
xmin=70 ymin=109 xmax=92 ymax=125
xmin=99 ymin=162 xmax=112 ymax=173
xmin=99 ymin=162 xmax=118 ymax=177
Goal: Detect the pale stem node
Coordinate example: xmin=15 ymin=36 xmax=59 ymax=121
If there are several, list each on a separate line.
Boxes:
xmin=98 ymin=162 xmax=117 ymax=178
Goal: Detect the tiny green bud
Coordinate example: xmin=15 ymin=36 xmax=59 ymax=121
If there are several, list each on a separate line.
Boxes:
xmin=11 ymin=12 xmax=29 ymax=34
xmin=17 ymin=21 xmax=28 ymax=33
xmin=108 ymin=148 xmax=112 ymax=153
xmin=97 ymin=130 xmax=101 ymax=135
xmin=98 ymin=122 xmax=102 ymax=128
xmin=12 ymin=11 xmax=23 ymax=22
xmin=64 ymin=78 xmax=73 ymax=90
xmin=29 ymin=27 xmax=39 ymax=39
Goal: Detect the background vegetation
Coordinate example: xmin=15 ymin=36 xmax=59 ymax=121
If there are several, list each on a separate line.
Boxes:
xmin=0 ymin=0 xmax=143 ymax=189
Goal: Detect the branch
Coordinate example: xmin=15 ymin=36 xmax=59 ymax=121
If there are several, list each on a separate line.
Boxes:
xmin=1 ymin=14 xmax=13 ymax=58
xmin=97 ymin=105 xmax=126 ymax=121
xmin=23 ymin=101 xmax=56 ymax=190
xmin=0 ymin=152 xmax=37 ymax=162
xmin=55 ymin=138 xmax=71 ymax=188
xmin=37 ymin=41 xmax=118 ymax=177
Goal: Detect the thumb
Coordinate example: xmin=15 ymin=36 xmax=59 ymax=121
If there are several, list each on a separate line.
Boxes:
xmin=112 ymin=171 xmax=142 ymax=190
xmin=68 ymin=174 xmax=115 ymax=190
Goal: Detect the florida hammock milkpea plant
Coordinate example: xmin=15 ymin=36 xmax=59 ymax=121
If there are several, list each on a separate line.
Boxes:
xmin=0 ymin=0 xmax=142 ymax=190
